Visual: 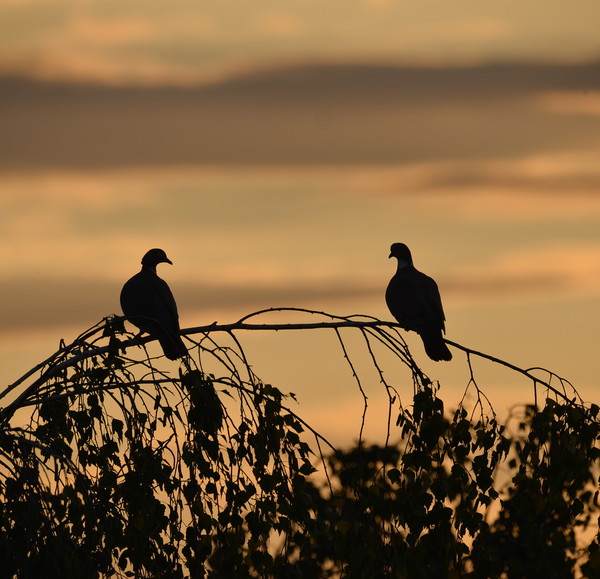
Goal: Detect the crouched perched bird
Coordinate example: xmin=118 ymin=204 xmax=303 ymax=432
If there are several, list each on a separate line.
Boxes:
xmin=120 ymin=248 xmax=188 ymax=360
xmin=386 ymin=243 xmax=452 ymax=361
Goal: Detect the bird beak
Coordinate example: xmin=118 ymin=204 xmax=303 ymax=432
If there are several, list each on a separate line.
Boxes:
xmin=166 ymin=258 xmax=173 ymax=265
xmin=388 ymin=253 xmax=392 ymax=258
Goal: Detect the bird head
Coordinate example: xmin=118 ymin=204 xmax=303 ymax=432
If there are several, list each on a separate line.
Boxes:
xmin=141 ymin=248 xmax=173 ymax=268
xmin=389 ymin=242 xmax=413 ymax=264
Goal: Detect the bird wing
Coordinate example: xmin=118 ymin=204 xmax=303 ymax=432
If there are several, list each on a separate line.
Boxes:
xmin=386 ymin=269 xmax=427 ymax=330
xmin=154 ymin=277 xmax=179 ymax=321
xmin=418 ymin=272 xmax=446 ymax=333
xmin=120 ymin=273 xmax=156 ymax=320
xmin=386 ymin=267 xmax=446 ymax=333
xmin=121 ymin=271 xmax=179 ymax=329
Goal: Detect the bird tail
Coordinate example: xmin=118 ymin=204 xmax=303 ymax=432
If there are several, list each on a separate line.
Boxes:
xmin=419 ymin=329 xmax=452 ymax=362
xmin=130 ymin=317 xmax=188 ymax=360
xmin=158 ymin=332 xmax=188 ymax=361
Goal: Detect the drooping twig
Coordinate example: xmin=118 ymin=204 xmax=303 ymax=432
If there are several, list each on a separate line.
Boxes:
xmin=2 ymin=309 xmax=585 ymax=426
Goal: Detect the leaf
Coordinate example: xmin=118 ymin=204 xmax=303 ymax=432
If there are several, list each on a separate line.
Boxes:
xmin=111 ymin=418 xmax=124 ymax=439
xmin=299 ymin=461 xmax=316 ymax=476
xmin=387 ymin=468 xmax=401 ymax=484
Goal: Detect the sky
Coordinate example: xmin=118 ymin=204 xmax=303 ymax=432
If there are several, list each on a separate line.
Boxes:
xmin=2 ymin=0 xmax=600 ymax=84
xmin=1 ymin=0 xmax=599 ymax=446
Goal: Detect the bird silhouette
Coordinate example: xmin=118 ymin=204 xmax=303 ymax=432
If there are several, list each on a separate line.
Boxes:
xmin=120 ymin=248 xmax=188 ymax=360
xmin=386 ymin=243 xmax=452 ymax=361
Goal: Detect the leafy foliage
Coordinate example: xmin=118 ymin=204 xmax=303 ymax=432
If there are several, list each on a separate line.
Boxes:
xmin=0 ymin=309 xmax=598 ymax=577
xmin=283 ymin=390 xmax=599 ymax=577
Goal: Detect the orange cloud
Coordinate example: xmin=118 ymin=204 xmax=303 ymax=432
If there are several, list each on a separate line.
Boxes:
xmin=448 ymin=244 xmax=600 ymax=303
xmin=535 ymin=91 xmax=600 ymax=116
xmin=345 ymin=153 xmax=600 ymax=220
xmin=253 ymin=12 xmax=306 ymax=37
xmin=66 ymin=16 xmax=155 ymax=45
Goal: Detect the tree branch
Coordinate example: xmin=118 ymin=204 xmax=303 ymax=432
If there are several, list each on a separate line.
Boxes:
xmin=1 ymin=309 xmax=585 ymax=425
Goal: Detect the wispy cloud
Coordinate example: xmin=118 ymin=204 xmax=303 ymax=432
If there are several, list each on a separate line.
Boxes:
xmin=535 ymin=91 xmax=600 ymax=116
xmin=445 ymin=244 xmax=600 ymax=302
xmin=345 ymin=151 xmax=600 ymax=220
xmin=3 ymin=63 xmax=600 ymax=171
xmin=1 ymin=1 xmax=600 ymax=84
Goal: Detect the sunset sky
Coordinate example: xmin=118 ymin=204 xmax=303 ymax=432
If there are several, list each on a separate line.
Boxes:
xmin=2 ymin=0 xmax=600 ymax=83
xmin=1 ymin=0 xmax=599 ymax=445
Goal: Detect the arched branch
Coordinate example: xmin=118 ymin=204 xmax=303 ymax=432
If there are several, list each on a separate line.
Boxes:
xmin=2 ymin=308 xmax=585 ymax=425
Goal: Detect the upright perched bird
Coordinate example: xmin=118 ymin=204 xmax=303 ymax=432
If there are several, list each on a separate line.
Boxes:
xmin=120 ymin=248 xmax=188 ymax=360
xmin=386 ymin=243 xmax=452 ymax=361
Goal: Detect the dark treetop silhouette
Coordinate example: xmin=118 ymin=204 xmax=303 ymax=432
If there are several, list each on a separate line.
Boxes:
xmin=120 ymin=248 xmax=188 ymax=360
xmin=386 ymin=242 xmax=452 ymax=361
